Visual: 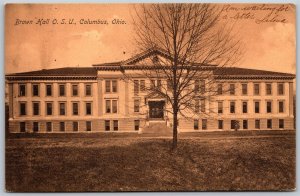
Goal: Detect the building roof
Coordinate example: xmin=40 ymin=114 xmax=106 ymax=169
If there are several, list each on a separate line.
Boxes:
xmin=6 ymin=66 xmax=295 ymax=80
xmin=6 ymin=47 xmax=295 ymax=80
xmin=6 ymin=67 xmax=97 ymax=77
xmin=214 ymin=67 xmax=295 ymax=77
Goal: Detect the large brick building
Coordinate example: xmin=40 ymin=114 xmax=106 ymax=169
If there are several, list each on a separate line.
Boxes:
xmin=5 ymin=48 xmax=295 ymax=133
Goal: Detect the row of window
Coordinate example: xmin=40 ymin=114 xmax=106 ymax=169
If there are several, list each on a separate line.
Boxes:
xmin=133 ymin=80 xmax=284 ymax=96
xmin=18 ymin=83 xmax=93 ymax=97
xmin=19 ymin=118 xmax=286 ymax=132
xmin=133 ymin=79 xmax=204 ymax=93
xmin=18 ymin=81 xmax=286 ymax=97
xmin=217 ymin=82 xmax=285 ymax=96
xmin=193 ymin=119 xmax=285 ymax=130
xmin=19 ymin=99 xmax=286 ymax=116
xmin=104 ymin=120 xmax=140 ymax=131
xmin=19 ymin=99 xmax=120 ymax=116
xmin=19 ymin=102 xmax=93 ymax=116
xmin=19 ymin=120 xmax=141 ymax=132
xmin=20 ymin=121 xmax=92 ymax=132
xmin=217 ymin=100 xmax=285 ymax=114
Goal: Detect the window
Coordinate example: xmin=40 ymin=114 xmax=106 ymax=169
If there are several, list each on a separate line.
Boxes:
xmin=105 ymin=100 xmax=111 ymax=113
xmin=33 ymin=122 xmax=39 ymax=132
xmin=19 ymin=84 xmax=26 ymax=96
xmin=20 ymin=102 xmax=26 ymax=116
xmin=105 ymin=120 xmax=110 ymax=131
xmin=113 ymin=120 xmax=118 ymax=131
xmin=134 ymin=99 xmax=140 ymax=113
xmin=112 ymin=100 xmax=118 ymax=113
xmin=59 ymin=102 xmax=66 ymax=115
xmin=59 ymin=84 xmax=65 ymax=96
xmin=85 ymin=84 xmax=92 ymax=96
xmin=46 ymin=122 xmax=52 ymax=132
xmin=254 ymin=83 xmax=260 ymax=95
xmin=167 ymin=80 xmax=172 ymax=91
xmin=195 ymin=100 xmax=200 ymax=113
xmin=231 ymin=120 xmax=239 ymax=130
xmin=218 ymin=102 xmax=223 ymax=114
xmin=32 ymin=84 xmax=39 ymax=96
xmin=200 ymin=80 xmax=205 ymax=94
xmin=46 ymin=102 xmax=53 ymax=115
xmin=140 ymin=80 xmax=145 ymax=92
xmin=134 ymin=80 xmax=139 ymax=94
xmin=73 ymin=122 xmax=79 ymax=132
xmin=150 ymin=80 xmax=155 ymax=88
xmin=194 ymin=119 xmax=199 ymax=130
xmin=20 ymin=122 xmax=26 ymax=132
xmin=255 ymin=119 xmax=260 ymax=129
xmin=278 ymin=101 xmax=284 ymax=113
xmin=218 ymin=120 xmax=223 ymax=129
xmin=105 ymin=80 xmax=117 ymax=93
xmin=59 ymin=122 xmax=65 ymax=132
xmin=86 ymin=121 xmax=92 ymax=131
xmin=105 ymin=80 xmax=111 ymax=93
xmin=202 ymin=119 xmax=207 ymax=130
xmin=231 ymin=120 xmax=236 ymax=129
xmin=157 ymin=80 xmax=162 ymax=90
xmin=267 ymin=119 xmax=272 ymax=129
xmin=152 ymin=55 xmax=159 ymax=63
xmin=266 ymin=101 xmax=272 ymax=113
xmin=255 ymin=101 xmax=260 ymax=113
xmin=243 ymin=120 xmax=248 ymax=129
xmin=105 ymin=100 xmax=118 ymax=113
xmin=134 ymin=120 xmax=140 ymax=131
xmin=278 ymin=83 xmax=284 ymax=95
xmin=242 ymin=83 xmax=248 ymax=95
xmin=200 ymin=100 xmax=205 ymax=113
xmin=72 ymin=85 xmax=78 ymax=96
xmin=279 ymin=119 xmax=284 ymax=129
xmin=46 ymin=84 xmax=52 ymax=96
xmin=194 ymin=80 xmax=199 ymax=93
xmin=242 ymin=102 xmax=247 ymax=113
xmin=112 ymin=80 xmax=117 ymax=92
xmin=266 ymin=83 xmax=272 ymax=95
xmin=230 ymin=101 xmax=235 ymax=113
xmin=33 ymin=102 xmax=40 ymax=115
xmin=106 ymin=99 xmax=118 ymax=114
xmin=217 ymin=83 xmax=223 ymax=95
xmin=229 ymin=84 xmax=235 ymax=95
xmin=72 ymin=102 xmax=79 ymax=115
xmin=86 ymin=102 xmax=92 ymax=115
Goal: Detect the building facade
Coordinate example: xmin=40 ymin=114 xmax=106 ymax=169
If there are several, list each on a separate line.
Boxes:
xmin=6 ymin=49 xmax=295 ymax=133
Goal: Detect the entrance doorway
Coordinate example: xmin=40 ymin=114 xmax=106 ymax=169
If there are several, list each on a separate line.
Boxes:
xmin=148 ymin=101 xmax=165 ymax=119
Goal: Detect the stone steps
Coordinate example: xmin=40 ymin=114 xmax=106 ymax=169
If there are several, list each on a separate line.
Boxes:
xmin=142 ymin=121 xmax=172 ymax=135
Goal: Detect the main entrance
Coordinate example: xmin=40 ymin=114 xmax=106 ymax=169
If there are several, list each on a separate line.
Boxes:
xmin=148 ymin=101 xmax=165 ymax=119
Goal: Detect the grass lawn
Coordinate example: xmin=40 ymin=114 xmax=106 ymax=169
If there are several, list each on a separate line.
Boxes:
xmin=6 ymin=131 xmax=295 ymax=192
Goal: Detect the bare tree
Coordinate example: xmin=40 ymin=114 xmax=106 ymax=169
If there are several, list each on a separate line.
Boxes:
xmin=123 ymin=4 xmax=242 ymax=149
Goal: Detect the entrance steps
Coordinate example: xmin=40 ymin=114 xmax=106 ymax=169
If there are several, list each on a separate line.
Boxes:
xmin=141 ymin=121 xmax=172 ymax=135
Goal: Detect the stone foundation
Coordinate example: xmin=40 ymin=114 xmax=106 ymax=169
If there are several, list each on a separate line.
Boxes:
xmin=8 ymin=117 xmax=294 ymax=133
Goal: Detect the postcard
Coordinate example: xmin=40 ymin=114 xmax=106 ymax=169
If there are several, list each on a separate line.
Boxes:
xmin=5 ymin=3 xmax=296 ymax=192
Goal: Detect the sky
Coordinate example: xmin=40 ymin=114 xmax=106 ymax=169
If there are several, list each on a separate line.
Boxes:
xmin=5 ymin=3 xmax=296 ymax=74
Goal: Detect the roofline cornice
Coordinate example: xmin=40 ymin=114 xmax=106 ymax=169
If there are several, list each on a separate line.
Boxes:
xmin=215 ymin=76 xmax=295 ymax=80
xmin=95 ymin=65 xmax=217 ymax=71
xmin=5 ymin=76 xmax=97 ymax=81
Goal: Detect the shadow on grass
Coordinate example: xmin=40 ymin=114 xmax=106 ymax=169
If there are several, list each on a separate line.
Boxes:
xmin=6 ymin=137 xmax=295 ymax=192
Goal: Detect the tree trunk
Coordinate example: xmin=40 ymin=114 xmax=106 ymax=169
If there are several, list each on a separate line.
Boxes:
xmin=172 ymin=110 xmax=178 ymax=149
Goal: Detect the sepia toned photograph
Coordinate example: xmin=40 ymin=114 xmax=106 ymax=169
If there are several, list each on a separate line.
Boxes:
xmin=5 ymin=3 xmax=296 ymax=192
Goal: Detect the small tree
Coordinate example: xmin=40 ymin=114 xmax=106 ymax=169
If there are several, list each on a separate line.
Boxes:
xmin=124 ymin=4 xmax=242 ymax=149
